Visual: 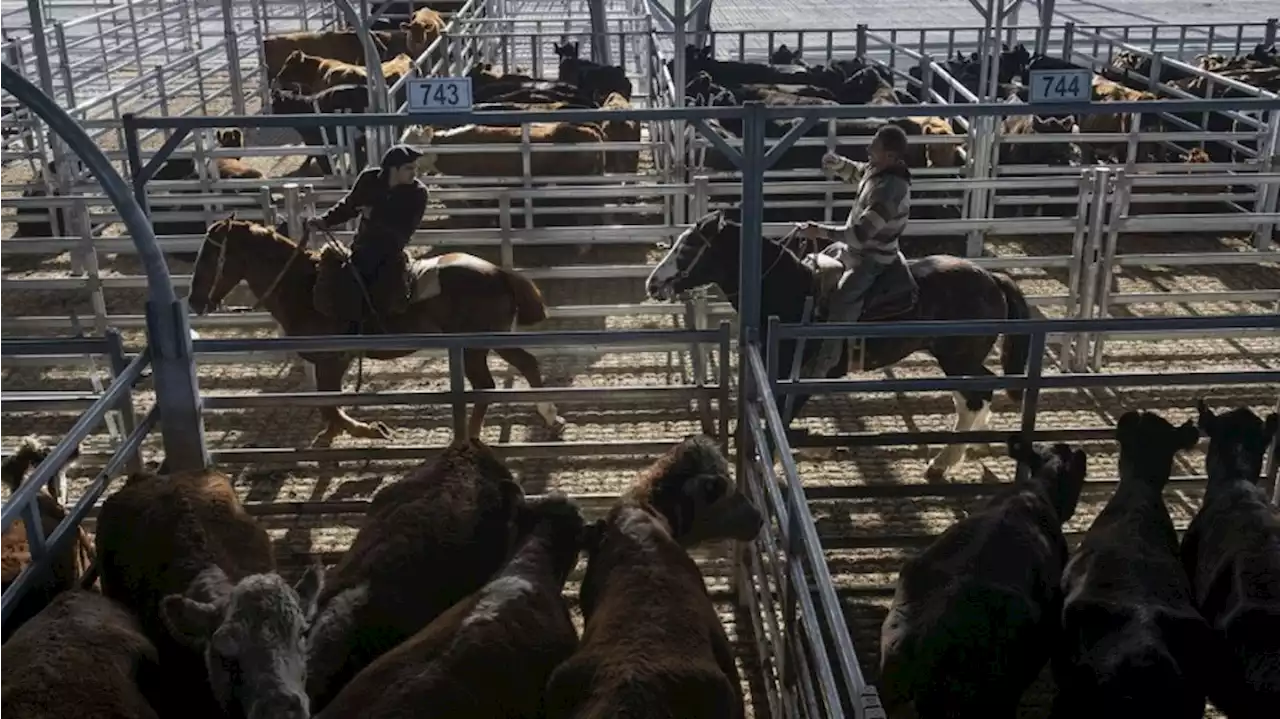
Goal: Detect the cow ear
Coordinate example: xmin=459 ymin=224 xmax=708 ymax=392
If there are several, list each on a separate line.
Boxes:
xmin=1176 ymin=419 xmax=1201 ymax=451
xmin=1196 ymin=399 xmax=1217 ymax=436
xmin=160 ymin=595 xmax=222 ymax=649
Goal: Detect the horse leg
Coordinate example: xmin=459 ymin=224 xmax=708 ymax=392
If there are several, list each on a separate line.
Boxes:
xmin=310 ymin=356 xmax=395 ymax=447
xmin=463 ymin=348 xmax=496 ymax=439
xmin=494 ymin=347 xmax=567 ymax=439
xmin=925 ymin=368 xmax=994 ymax=481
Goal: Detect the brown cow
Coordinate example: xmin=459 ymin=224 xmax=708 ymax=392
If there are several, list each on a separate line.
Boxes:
xmin=544 ymin=435 xmax=764 ymax=719
xmin=305 ymin=438 xmax=530 ymax=712
xmin=209 ymin=129 xmax=264 ymax=180
xmin=273 ymin=49 xmax=413 ymax=94
xmin=1182 ymin=401 xmax=1280 ymax=719
xmin=95 ymin=470 xmax=322 ymax=719
xmin=407 ymin=122 xmax=607 ymax=177
xmin=262 ymin=29 xmax=410 ymax=81
xmin=598 ymin=91 xmax=641 ymax=174
xmin=402 ymin=7 xmax=445 ymax=58
xmin=1 ymin=590 xmax=161 ymax=719
xmin=0 ymin=437 xmax=93 ymax=642
xmin=315 ymin=494 xmax=586 ymax=719
xmin=1080 ymin=75 xmax=1162 ymax=163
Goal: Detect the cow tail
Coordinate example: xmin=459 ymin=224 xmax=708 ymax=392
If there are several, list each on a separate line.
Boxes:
xmin=993 ymin=271 xmax=1031 ymax=403
xmin=501 ymin=269 xmax=548 ymax=326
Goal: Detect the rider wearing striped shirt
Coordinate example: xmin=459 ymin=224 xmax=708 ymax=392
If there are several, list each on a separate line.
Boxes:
xmin=796 ymin=123 xmax=913 ymax=377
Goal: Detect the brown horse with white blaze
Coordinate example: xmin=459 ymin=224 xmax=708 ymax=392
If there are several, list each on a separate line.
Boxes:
xmin=187 ymin=217 xmax=565 ymax=445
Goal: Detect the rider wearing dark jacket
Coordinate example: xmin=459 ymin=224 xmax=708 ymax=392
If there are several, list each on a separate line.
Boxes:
xmin=308 ymin=144 xmax=430 ymax=293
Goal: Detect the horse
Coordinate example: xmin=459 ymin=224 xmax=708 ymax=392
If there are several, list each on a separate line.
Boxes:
xmin=644 ymin=210 xmax=1033 ymax=480
xmin=187 ymin=217 xmax=566 ymax=446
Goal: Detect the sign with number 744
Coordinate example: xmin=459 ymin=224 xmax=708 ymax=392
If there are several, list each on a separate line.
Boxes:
xmin=407 ymin=77 xmax=474 ymax=113
xmin=1028 ymin=69 xmax=1093 ymax=104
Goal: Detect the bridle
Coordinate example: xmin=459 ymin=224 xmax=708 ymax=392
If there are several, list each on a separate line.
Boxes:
xmin=196 ymin=224 xmax=308 ymax=312
xmin=672 ymin=220 xmax=796 ymax=301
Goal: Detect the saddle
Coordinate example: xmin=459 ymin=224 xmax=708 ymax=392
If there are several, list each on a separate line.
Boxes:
xmin=813 ymin=252 xmax=919 ymax=322
xmin=314 ymin=240 xmax=412 ymax=325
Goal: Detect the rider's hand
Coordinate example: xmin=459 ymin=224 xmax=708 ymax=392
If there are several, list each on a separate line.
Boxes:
xmin=306 ymin=217 xmax=326 ymax=231
xmin=821 ymin=151 xmax=844 ymax=176
xmin=795 ymin=222 xmax=825 ymax=240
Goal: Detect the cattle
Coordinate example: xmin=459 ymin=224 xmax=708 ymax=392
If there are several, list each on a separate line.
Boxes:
xmin=0 ymin=437 xmax=93 ymax=642
xmin=208 ymin=128 xmax=264 ymax=180
xmin=1 ymin=591 xmax=160 ymax=719
xmin=999 ymin=112 xmax=1077 ymax=167
xmin=553 ymin=40 xmax=633 ymax=102
xmin=368 ymin=1 xmax=468 ymax=31
xmin=315 ymin=494 xmax=586 ymax=719
xmin=270 ymin=84 xmax=375 ymax=175
xmin=769 ymin=43 xmax=805 ymax=66
xmin=406 ymin=122 xmax=606 ymax=178
xmin=272 ymin=50 xmax=413 ymax=94
xmin=261 ymin=29 xmax=410 ymax=81
xmin=304 ymin=438 xmax=529 ymax=711
xmin=1181 ymin=401 xmax=1280 ymax=719
xmin=544 ymin=435 xmax=763 ymax=719
xmin=95 ymin=469 xmax=322 ymax=719
xmin=402 ymin=7 xmax=444 ymax=57
xmin=1052 ymin=410 xmax=1208 ymax=719
xmin=469 ymin=63 xmax=594 ymax=106
xmin=1079 ymin=75 xmax=1164 ymax=163
xmin=878 ymin=439 xmax=1087 ymax=719
xmin=599 ymin=91 xmax=641 ymax=174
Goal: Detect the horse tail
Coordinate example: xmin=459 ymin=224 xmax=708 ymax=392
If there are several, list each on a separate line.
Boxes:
xmin=501 ymin=268 xmax=548 ymax=326
xmin=993 ymin=271 xmax=1031 ymax=403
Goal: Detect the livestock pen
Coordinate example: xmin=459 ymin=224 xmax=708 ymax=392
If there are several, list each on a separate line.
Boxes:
xmin=4 ymin=2 xmax=1280 ymax=718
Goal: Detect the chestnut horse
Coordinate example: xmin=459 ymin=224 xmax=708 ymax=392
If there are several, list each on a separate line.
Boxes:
xmin=188 ymin=217 xmax=565 ymax=445
xmin=645 ymin=210 xmax=1033 ymax=480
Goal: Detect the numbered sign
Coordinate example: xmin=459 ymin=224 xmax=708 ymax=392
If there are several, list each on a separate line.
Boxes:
xmin=1028 ymin=69 xmax=1092 ymax=104
xmin=407 ymin=77 xmax=474 ymax=113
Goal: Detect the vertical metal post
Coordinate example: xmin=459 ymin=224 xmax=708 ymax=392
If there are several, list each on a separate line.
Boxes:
xmin=736 ymin=102 xmax=766 ymax=480
xmin=1255 ymin=108 xmax=1280 ymax=251
xmin=1074 ymin=167 xmax=1110 ymax=372
xmin=1036 ymin=0 xmax=1056 ymax=56
xmin=283 ymin=183 xmax=302 ymax=239
xmin=1264 ymin=17 xmax=1278 ymax=47
xmin=673 ymin=0 xmax=687 ymax=228
xmin=587 ymin=0 xmax=610 ymax=65
xmin=1014 ymin=331 xmax=1048 ymax=483
xmin=220 ymin=0 xmax=246 ymax=115
xmin=53 ymin=22 xmax=74 ymax=107
xmin=106 ymin=328 xmax=144 ymax=474
xmin=717 ymin=321 xmax=731 ymax=455
xmin=1092 ymin=168 xmax=1129 ymax=371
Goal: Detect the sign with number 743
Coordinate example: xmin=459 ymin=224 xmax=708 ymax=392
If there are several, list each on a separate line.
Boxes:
xmin=407 ymin=77 xmax=474 ymax=113
xmin=1028 ymin=69 xmax=1093 ymax=104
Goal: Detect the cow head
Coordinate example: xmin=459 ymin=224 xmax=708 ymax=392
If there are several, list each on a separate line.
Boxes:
xmin=161 ymin=564 xmax=323 ymax=719
xmin=271 ymin=50 xmax=312 ymax=92
xmin=1007 ymin=437 xmax=1088 ymax=523
xmin=627 ymin=435 xmax=763 ymax=547
xmin=402 ymin=125 xmax=439 ymax=175
xmin=215 ymin=128 xmax=245 ymax=149
xmin=1115 ymin=410 xmax=1201 ymax=489
xmin=1196 ymin=400 xmax=1278 ymax=487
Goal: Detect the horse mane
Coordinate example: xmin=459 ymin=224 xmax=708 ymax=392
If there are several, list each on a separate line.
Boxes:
xmin=272 ymin=83 xmax=366 ymax=103
xmin=220 ymin=219 xmax=318 ymax=259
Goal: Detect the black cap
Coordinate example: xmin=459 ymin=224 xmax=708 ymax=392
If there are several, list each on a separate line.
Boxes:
xmin=380 ymin=144 xmax=425 ymax=170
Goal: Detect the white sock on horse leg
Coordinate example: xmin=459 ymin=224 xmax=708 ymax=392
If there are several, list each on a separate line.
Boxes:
xmin=535 ymin=402 xmax=560 ymax=427
xmin=927 ymin=392 xmax=986 ymax=478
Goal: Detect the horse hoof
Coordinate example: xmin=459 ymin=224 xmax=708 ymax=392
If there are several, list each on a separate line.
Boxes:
xmin=547 ymin=416 xmax=568 ymax=440
xmin=924 ymin=464 xmax=948 ymax=482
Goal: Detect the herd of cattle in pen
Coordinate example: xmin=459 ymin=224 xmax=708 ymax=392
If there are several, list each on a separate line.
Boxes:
xmin=10 ymin=15 xmax=1280 ymax=245
xmin=1 ymin=400 xmax=1278 ymax=719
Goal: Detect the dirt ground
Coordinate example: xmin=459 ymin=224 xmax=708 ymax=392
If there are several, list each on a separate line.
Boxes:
xmin=4 ymin=80 xmax=1279 ymax=717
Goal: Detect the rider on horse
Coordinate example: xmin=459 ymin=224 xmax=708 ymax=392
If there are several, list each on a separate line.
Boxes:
xmin=795 ymin=123 xmax=913 ymax=377
xmin=307 ymin=144 xmax=430 ymax=330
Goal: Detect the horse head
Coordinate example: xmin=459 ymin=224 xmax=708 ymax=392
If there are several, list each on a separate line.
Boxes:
xmin=646 ymin=210 xmax=804 ymax=303
xmin=189 ymin=214 xmax=260 ymax=315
